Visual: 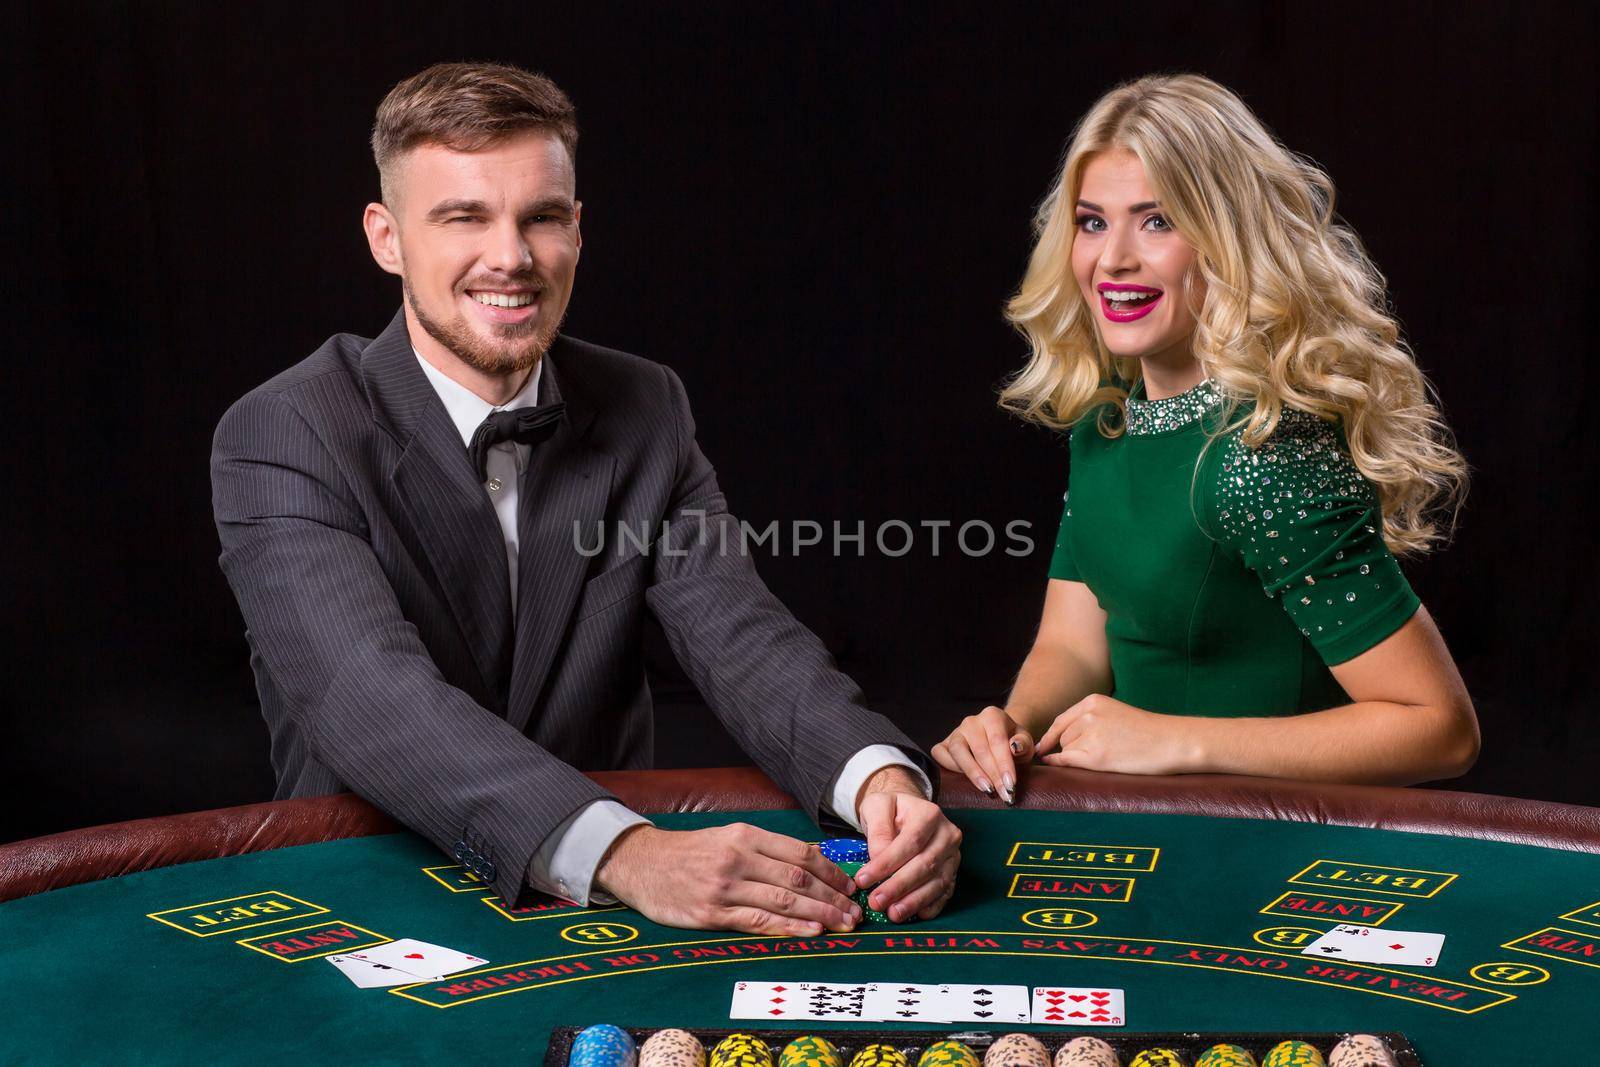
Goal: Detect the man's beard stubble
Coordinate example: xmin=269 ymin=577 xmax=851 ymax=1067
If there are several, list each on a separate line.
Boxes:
xmin=404 ymin=275 xmax=564 ymax=377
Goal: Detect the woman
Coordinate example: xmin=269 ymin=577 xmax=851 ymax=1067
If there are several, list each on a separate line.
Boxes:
xmin=933 ymin=74 xmax=1478 ymax=801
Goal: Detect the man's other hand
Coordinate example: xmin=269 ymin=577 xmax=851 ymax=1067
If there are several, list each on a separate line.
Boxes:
xmin=593 ymin=824 xmax=862 ymax=936
xmin=853 ymin=766 xmax=962 ymax=922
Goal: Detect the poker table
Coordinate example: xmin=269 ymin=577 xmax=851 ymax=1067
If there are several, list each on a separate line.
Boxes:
xmin=4 ymin=768 xmax=1599 ymax=1064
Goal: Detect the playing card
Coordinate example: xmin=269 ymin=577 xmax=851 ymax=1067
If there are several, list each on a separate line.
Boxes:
xmin=1302 ymin=924 xmax=1445 ymax=967
xmin=1031 ymin=986 xmax=1126 ymax=1026
xmin=327 ymin=953 xmax=430 ymax=988
xmin=936 ymin=984 xmax=1030 ymax=1024
xmin=730 ymin=981 xmax=805 ymax=1020
xmin=863 ymin=983 xmax=950 ymax=1023
xmin=347 ymin=938 xmax=487 ymax=981
xmin=730 ymin=981 xmax=867 ymax=1021
xmin=798 ymin=981 xmax=868 ymax=1021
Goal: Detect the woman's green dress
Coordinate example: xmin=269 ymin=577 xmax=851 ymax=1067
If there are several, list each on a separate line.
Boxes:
xmin=1048 ymin=379 xmax=1420 ymax=716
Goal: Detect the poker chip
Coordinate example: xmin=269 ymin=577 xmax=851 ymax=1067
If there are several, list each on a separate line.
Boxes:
xmin=819 ymin=837 xmax=870 ymax=863
xmin=640 ymin=1030 xmax=706 ymax=1067
xmin=835 ymin=861 xmax=890 ymax=922
xmin=1053 ymin=1036 xmax=1118 ymax=1067
xmin=1127 ymin=1051 xmax=1185 ymax=1067
xmin=1196 ymin=1045 xmax=1256 ymax=1067
xmin=1260 ymin=1042 xmax=1323 ymax=1067
xmin=570 ymin=1025 xmax=637 ymax=1067
xmin=919 ymin=1040 xmax=980 ymax=1067
xmin=1325 ymin=1036 xmax=1394 ymax=1067
xmin=848 ymin=1044 xmax=908 ymax=1067
xmin=780 ymin=1036 xmax=842 ymax=1067
xmin=712 ymin=1034 xmax=774 ymax=1067
xmin=982 ymin=1033 xmax=1049 ymax=1067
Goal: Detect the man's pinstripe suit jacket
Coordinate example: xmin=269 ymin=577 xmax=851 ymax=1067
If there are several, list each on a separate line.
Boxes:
xmin=211 ymin=309 xmax=932 ymax=904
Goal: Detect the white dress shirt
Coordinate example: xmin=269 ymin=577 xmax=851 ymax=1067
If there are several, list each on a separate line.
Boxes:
xmin=414 ymin=350 xmax=930 ymax=904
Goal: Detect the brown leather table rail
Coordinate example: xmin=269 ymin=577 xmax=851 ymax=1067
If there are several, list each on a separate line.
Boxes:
xmin=2 ymin=766 xmax=1597 ymax=903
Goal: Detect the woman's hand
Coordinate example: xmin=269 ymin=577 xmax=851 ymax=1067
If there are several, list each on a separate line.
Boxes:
xmin=1035 ymin=694 xmax=1199 ymax=775
xmin=930 ymin=706 xmax=1036 ymax=804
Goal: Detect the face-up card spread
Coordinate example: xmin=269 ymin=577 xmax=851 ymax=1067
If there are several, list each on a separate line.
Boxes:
xmin=1031 ymin=986 xmax=1126 ymax=1027
xmin=936 ymin=984 xmax=1030 ymax=1024
xmin=1302 ymin=924 xmax=1446 ymax=967
xmin=730 ymin=981 xmax=868 ymax=1021
xmin=345 ymin=939 xmax=487 ymax=982
xmin=733 ymin=981 xmax=1033 ymax=1024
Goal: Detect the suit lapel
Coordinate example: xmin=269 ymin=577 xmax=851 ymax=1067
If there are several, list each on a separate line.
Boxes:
xmin=362 ymin=310 xmax=513 ymax=708
xmin=506 ymin=344 xmax=615 ymax=732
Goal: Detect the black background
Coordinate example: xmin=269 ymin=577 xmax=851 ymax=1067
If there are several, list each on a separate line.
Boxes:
xmin=4 ymin=2 xmax=1596 ymax=843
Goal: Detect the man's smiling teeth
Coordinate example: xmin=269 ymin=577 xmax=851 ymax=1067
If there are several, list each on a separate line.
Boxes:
xmin=471 ymin=292 xmax=535 ymax=308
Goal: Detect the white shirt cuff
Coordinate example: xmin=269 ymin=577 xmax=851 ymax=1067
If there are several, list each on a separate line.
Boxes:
xmin=825 ymin=745 xmax=932 ymax=832
xmin=526 ymin=800 xmax=651 ymax=906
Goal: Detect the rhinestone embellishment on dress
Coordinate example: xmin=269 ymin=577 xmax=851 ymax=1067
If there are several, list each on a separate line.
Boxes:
xmin=1210 ymin=407 xmax=1392 ymax=638
xmin=1124 ymin=378 xmax=1224 ymax=435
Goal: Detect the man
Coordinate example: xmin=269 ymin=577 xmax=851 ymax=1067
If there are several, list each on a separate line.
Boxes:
xmin=211 ymin=61 xmax=960 ymax=935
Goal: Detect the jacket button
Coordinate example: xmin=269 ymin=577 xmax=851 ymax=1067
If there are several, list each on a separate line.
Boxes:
xmin=481 ymin=863 xmax=497 ymax=882
xmin=453 ymin=843 xmax=467 ymax=861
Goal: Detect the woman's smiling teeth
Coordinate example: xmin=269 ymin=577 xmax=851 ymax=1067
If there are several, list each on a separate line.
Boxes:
xmin=1103 ymin=289 xmax=1161 ymax=310
xmin=471 ymin=291 xmax=535 ymax=308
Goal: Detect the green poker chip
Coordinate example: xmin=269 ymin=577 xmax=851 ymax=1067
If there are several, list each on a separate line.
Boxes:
xmin=779 ymin=1037 xmax=841 ymax=1067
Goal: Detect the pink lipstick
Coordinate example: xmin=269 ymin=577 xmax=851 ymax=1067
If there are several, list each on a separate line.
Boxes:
xmin=1096 ymin=282 xmax=1164 ymax=323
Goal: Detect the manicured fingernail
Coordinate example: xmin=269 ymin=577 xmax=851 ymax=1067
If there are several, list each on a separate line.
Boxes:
xmin=1010 ymin=740 xmax=1022 ymax=754
xmin=978 ymin=778 xmax=993 ymax=795
xmin=1003 ymin=773 xmax=1015 ymax=794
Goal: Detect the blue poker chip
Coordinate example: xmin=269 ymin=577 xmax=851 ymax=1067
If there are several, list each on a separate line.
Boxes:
xmin=819 ymin=837 xmax=869 ymax=863
xmin=571 ymin=1025 xmax=637 ymax=1067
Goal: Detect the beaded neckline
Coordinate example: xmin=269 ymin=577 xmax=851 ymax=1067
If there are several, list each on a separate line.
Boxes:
xmin=1124 ymin=378 xmax=1223 ymax=436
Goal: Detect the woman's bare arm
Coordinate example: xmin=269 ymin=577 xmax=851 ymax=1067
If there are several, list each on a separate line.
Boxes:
xmin=1035 ymin=606 xmax=1480 ymax=785
xmin=932 ymin=579 xmax=1113 ymax=799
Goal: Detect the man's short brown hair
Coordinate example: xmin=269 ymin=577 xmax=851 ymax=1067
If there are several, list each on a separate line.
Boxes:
xmin=371 ymin=61 xmax=579 ymax=204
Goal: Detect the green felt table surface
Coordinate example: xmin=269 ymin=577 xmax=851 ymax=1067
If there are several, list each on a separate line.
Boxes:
xmin=3 ymin=808 xmax=1598 ymax=1064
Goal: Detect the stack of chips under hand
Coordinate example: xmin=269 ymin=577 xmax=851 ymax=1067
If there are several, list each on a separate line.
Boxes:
xmin=819 ymin=838 xmax=887 ymax=923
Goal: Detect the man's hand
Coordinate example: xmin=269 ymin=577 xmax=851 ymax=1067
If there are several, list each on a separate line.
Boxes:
xmin=1035 ymin=694 xmax=1200 ymax=775
xmin=593 ymin=823 xmax=862 ymax=936
xmin=853 ymin=766 xmax=962 ymax=922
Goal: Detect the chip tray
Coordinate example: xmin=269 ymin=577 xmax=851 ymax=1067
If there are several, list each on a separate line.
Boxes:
xmin=542 ymin=1027 xmax=1423 ymax=1067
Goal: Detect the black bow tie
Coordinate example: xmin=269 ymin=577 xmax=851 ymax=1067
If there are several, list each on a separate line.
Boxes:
xmin=467 ymin=402 xmax=566 ymax=483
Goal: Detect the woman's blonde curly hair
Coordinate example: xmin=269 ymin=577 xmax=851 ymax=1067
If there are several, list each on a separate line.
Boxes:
xmin=1001 ymin=72 xmax=1468 ymax=555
